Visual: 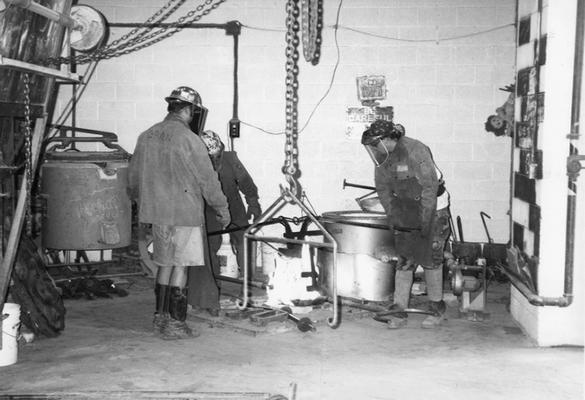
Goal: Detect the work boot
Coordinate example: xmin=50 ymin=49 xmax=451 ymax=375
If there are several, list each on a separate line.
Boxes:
xmin=153 ymin=313 xmax=168 ymax=335
xmin=169 ymin=286 xmax=189 ymax=321
xmin=374 ymin=304 xmax=408 ymax=329
xmin=162 ymin=286 xmax=200 ymax=340
xmin=382 ymin=304 xmax=408 ymax=329
xmin=161 ymin=318 xmax=199 ymax=340
xmin=422 ymin=300 xmax=446 ymax=329
xmin=153 ymin=283 xmax=170 ymax=336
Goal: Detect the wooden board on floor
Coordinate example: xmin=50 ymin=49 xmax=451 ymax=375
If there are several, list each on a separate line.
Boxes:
xmin=189 ymin=309 xmax=294 ymax=337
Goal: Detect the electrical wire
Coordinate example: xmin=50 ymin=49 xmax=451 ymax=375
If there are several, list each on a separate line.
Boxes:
xmin=239 ymin=0 xmax=343 ymax=136
xmin=337 ymin=22 xmax=515 ymax=43
xmin=298 ymin=0 xmax=342 ymax=134
xmin=240 ymin=9 xmax=514 ymax=136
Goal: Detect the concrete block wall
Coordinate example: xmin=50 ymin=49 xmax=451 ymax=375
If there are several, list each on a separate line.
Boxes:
xmin=54 ymin=0 xmax=516 ymax=243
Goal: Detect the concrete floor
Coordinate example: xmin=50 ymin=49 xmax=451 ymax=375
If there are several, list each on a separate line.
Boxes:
xmin=0 ymin=274 xmax=583 ymax=400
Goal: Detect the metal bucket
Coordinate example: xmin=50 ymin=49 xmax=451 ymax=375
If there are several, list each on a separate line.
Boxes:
xmin=316 ymin=211 xmax=394 ymax=302
xmin=40 ymin=150 xmax=131 ymax=250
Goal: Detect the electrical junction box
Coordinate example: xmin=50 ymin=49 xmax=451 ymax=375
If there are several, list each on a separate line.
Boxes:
xmin=229 ymin=119 xmax=240 ymax=138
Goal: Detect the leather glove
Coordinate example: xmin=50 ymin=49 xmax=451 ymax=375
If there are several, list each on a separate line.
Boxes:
xmin=217 ymin=211 xmax=231 ymax=230
xmin=246 ymin=198 xmax=262 ymax=222
xmin=373 ymin=245 xmax=398 ymax=264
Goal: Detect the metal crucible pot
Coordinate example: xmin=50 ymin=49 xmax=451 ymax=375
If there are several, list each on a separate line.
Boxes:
xmin=316 ymin=211 xmax=395 ymax=302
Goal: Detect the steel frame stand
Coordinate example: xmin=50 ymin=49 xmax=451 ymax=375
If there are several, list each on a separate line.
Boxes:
xmin=237 ymin=184 xmax=340 ymax=328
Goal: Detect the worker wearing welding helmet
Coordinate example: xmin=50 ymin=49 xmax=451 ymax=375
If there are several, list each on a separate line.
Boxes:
xmin=362 ymin=119 xmax=451 ymax=329
xmin=189 ymin=130 xmax=262 ymax=313
xmin=128 ymin=86 xmax=230 ymax=340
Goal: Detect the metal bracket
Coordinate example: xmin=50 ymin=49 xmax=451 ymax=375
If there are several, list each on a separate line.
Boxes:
xmin=238 ymin=185 xmax=340 ymax=329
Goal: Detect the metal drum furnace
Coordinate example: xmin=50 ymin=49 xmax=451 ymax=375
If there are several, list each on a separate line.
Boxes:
xmin=40 ymin=150 xmax=131 ymax=250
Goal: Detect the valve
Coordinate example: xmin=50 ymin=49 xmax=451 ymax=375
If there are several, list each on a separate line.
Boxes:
xmin=567 ymin=154 xmax=585 ymax=179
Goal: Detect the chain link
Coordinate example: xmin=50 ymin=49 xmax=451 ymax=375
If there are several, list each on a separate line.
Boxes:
xmin=46 ymin=0 xmax=227 ymax=65
xmin=283 ymin=0 xmax=300 ymax=192
xmin=97 ymin=0 xmax=186 ymax=56
xmin=301 ymin=0 xmax=322 ymax=65
xmin=22 ymin=74 xmax=33 ymax=237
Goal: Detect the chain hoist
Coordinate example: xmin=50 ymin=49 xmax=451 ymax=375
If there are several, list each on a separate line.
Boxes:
xmin=301 ymin=0 xmax=323 ymax=65
xmin=46 ymin=0 xmax=226 ymax=65
xmin=283 ymin=0 xmax=301 ymax=197
xmin=22 ymin=74 xmax=33 ymax=237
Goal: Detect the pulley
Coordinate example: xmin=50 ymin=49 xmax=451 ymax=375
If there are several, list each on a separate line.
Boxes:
xmin=69 ymin=5 xmax=108 ymax=52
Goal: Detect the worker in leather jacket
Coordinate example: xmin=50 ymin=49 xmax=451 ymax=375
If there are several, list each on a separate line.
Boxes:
xmin=129 ymin=86 xmax=230 ymax=339
xmin=362 ymin=119 xmax=451 ymax=329
xmin=188 ymin=130 xmax=262 ymax=315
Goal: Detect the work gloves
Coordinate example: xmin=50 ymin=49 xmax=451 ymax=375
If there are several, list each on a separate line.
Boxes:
xmin=246 ymin=198 xmax=262 ymax=222
xmin=217 ymin=210 xmax=231 ymax=230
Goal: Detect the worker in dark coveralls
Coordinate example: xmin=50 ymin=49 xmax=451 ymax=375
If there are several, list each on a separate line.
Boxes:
xmin=362 ymin=119 xmax=451 ymax=329
xmin=128 ymin=86 xmax=230 ymax=339
xmin=188 ymin=130 xmax=262 ymax=314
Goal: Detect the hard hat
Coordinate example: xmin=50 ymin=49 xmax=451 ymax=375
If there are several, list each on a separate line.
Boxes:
xmin=361 ymin=119 xmax=402 ymax=146
xmin=200 ymin=130 xmax=224 ymax=157
xmin=164 ymin=86 xmax=202 ymax=106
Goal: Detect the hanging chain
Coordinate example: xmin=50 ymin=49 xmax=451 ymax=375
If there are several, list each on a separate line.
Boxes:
xmin=96 ymin=0 xmax=186 ymax=57
xmin=46 ymin=0 xmax=226 ymax=65
xmin=283 ymin=0 xmax=301 ymax=195
xmin=301 ymin=0 xmax=322 ymax=65
xmin=22 ymin=74 xmax=33 ymax=237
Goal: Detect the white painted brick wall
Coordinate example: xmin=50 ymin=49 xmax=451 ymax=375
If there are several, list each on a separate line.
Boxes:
xmin=54 ymin=0 xmax=516 ymax=243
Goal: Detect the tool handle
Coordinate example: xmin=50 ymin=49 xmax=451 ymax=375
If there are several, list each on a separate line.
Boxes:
xmin=342 ymin=179 xmax=375 ymax=191
xmin=456 ymin=216 xmax=464 ymax=242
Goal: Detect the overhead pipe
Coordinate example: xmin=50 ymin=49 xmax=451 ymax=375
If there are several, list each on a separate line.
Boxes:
xmin=505 ymin=0 xmax=584 ymax=307
xmin=109 ymin=20 xmax=242 ymax=148
xmin=108 ymin=22 xmax=235 ymax=30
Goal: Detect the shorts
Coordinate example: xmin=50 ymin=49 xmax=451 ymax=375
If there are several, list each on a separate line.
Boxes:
xmin=152 ymin=224 xmax=205 ymax=267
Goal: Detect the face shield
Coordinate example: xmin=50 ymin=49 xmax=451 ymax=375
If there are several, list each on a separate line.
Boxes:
xmin=361 ymin=132 xmax=392 ymax=167
xmin=361 ymin=119 xmax=399 ymax=167
xmin=363 ymin=140 xmax=392 ymax=167
xmin=189 ymin=105 xmax=208 ymax=135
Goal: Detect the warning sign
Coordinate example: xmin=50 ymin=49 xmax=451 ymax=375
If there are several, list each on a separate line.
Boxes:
xmin=345 ymin=106 xmax=393 ymax=140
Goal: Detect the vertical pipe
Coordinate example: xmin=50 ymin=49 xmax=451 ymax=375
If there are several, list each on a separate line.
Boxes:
xmin=509 ymin=0 xmax=520 ymax=248
xmin=229 ymin=32 xmax=239 ymax=151
xmin=563 ymin=0 xmax=584 ymax=306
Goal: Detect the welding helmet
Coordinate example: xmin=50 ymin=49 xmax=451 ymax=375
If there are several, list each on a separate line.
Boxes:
xmin=165 ymin=86 xmax=208 ymax=134
xmin=361 ymin=119 xmax=403 ymax=166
